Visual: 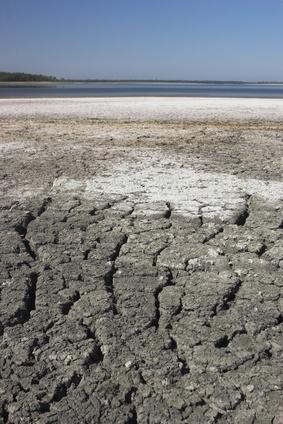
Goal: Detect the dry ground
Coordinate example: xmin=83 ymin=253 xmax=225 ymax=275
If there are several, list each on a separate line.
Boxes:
xmin=0 ymin=99 xmax=282 ymax=423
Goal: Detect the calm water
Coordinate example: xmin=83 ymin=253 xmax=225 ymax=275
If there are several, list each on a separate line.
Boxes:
xmin=1 ymin=82 xmax=283 ymax=98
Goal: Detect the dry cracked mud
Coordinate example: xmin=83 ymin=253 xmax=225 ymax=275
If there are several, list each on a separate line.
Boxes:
xmin=0 ymin=101 xmax=283 ymax=423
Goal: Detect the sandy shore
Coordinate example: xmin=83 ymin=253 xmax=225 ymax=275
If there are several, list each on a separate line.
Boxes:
xmin=0 ymin=98 xmax=282 ymax=423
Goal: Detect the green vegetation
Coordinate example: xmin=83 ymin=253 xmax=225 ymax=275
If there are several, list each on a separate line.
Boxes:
xmin=0 ymin=71 xmax=57 ymax=82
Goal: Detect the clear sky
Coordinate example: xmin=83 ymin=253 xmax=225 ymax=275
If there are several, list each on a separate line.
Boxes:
xmin=1 ymin=0 xmax=283 ymax=81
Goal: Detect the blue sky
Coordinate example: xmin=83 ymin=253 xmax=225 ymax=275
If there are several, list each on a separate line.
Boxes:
xmin=1 ymin=0 xmax=283 ymax=80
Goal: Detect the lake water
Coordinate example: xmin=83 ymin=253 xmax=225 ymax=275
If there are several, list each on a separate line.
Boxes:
xmin=1 ymin=82 xmax=283 ymax=98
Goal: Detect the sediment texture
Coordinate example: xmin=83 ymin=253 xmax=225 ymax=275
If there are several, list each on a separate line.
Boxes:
xmin=0 ymin=104 xmax=282 ymax=423
xmin=0 ymin=195 xmax=282 ymax=423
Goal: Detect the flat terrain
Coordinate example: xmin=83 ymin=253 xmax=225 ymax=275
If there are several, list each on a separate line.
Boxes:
xmin=0 ymin=98 xmax=282 ymax=423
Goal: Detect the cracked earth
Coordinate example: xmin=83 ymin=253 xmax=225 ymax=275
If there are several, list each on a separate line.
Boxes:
xmin=0 ymin=99 xmax=283 ymax=423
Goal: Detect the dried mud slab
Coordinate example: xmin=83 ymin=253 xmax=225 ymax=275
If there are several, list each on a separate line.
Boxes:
xmin=0 ymin=99 xmax=282 ymax=423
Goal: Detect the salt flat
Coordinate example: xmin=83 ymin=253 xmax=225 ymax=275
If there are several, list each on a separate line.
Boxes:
xmin=1 ymin=96 xmax=283 ymax=121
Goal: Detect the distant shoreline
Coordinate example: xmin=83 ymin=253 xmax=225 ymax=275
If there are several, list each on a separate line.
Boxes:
xmin=1 ymin=80 xmax=283 ymax=85
xmin=1 ymin=71 xmax=283 ymax=84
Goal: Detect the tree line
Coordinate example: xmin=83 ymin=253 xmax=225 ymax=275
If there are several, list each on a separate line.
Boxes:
xmin=0 ymin=72 xmax=57 ymax=82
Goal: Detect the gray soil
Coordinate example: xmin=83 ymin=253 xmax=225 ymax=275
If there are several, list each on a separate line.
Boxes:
xmin=0 ymin=114 xmax=282 ymax=423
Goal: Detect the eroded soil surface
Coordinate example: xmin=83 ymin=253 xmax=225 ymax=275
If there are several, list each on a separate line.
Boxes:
xmin=0 ymin=115 xmax=282 ymax=423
